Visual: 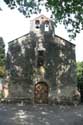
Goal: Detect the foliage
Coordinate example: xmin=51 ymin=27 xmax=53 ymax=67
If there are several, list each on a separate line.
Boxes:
xmin=3 ymin=0 xmax=83 ymax=39
xmin=0 ymin=66 xmax=5 ymax=77
xmin=47 ymin=0 xmax=83 ymax=39
xmin=76 ymin=62 xmax=83 ymax=89
xmin=0 ymin=38 xmax=6 ymax=77
xmin=0 ymin=38 xmax=5 ymax=65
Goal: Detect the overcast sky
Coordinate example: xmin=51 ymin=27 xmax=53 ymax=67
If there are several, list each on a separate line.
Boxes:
xmin=0 ymin=0 xmax=83 ymax=62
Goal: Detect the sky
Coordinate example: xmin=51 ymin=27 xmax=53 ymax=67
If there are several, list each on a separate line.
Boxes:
xmin=0 ymin=0 xmax=83 ymax=62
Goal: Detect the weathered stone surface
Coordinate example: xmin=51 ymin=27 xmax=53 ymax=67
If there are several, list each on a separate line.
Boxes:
xmin=6 ymin=15 xmax=78 ymax=104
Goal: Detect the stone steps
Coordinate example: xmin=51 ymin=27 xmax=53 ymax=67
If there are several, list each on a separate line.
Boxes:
xmin=0 ymin=97 xmax=33 ymax=104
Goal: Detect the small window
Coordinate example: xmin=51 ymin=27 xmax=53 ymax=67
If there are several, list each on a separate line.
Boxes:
xmin=38 ymin=50 xmax=44 ymax=57
xmin=35 ymin=20 xmax=40 ymax=28
xmin=37 ymin=57 xmax=44 ymax=67
xmin=37 ymin=51 xmax=45 ymax=67
xmin=45 ymin=20 xmax=49 ymax=25
xmin=45 ymin=20 xmax=49 ymax=31
xmin=41 ymin=16 xmax=44 ymax=19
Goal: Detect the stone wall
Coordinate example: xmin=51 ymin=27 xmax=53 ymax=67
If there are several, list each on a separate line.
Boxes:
xmin=44 ymin=34 xmax=77 ymax=99
xmin=6 ymin=32 xmax=79 ymax=103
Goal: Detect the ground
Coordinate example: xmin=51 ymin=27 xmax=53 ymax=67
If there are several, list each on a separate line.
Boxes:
xmin=0 ymin=104 xmax=83 ymax=125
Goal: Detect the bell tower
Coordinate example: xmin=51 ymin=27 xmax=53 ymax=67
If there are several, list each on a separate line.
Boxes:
xmin=30 ymin=15 xmax=55 ymax=87
xmin=30 ymin=15 xmax=55 ymax=36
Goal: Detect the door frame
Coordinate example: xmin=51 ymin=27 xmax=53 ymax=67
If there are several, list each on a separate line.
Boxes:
xmin=34 ymin=81 xmax=49 ymax=104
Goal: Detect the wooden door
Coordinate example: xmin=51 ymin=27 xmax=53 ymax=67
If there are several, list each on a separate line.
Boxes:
xmin=34 ymin=82 xmax=49 ymax=104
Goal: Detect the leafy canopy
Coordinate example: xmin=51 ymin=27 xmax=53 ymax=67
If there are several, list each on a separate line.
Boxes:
xmin=4 ymin=0 xmax=83 ymax=39
xmin=48 ymin=0 xmax=83 ymax=39
xmin=77 ymin=62 xmax=83 ymax=81
xmin=0 ymin=38 xmax=5 ymax=77
xmin=76 ymin=62 xmax=83 ymax=89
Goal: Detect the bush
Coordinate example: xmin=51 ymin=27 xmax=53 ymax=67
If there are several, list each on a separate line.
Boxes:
xmin=76 ymin=62 xmax=83 ymax=90
xmin=0 ymin=66 xmax=5 ymax=77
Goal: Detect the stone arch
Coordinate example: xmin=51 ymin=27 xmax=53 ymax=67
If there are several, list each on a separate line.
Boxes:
xmin=34 ymin=81 xmax=49 ymax=104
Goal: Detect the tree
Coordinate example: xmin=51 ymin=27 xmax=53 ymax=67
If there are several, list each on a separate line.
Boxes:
xmin=76 ymin=62 xmax=83 ymax=89
xmin=76 ymin=61 xmax=83 ymax=102
xmin=3 ymin=0 xmax=83 ymax=39
xmin=48 ymin=0 xmax=83 ymax=38
xmin=0 ymin=38 xmax=5 ymax=77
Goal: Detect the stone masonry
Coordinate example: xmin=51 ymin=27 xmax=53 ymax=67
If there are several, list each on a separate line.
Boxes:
xmin=6 ymin=15 xmax=80 ymax=104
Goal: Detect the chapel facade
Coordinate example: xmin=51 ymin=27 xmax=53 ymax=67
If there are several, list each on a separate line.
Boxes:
xmin=6 ymin=15 xmax=79 ymax=104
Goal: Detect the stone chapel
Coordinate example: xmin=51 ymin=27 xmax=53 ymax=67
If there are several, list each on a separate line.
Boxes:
xmin=6 ymin=15 xmax=79 ymax=104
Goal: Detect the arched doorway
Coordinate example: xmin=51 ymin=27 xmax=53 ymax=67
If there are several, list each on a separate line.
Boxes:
xmin=34 ymin=81 xmax=49 ymax=104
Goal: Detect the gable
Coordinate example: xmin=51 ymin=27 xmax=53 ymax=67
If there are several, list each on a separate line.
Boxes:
xmin=54 ymin=35 xmax=75 ymax=47
xmin=31 ymin=14 xmax=50 ymax=22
